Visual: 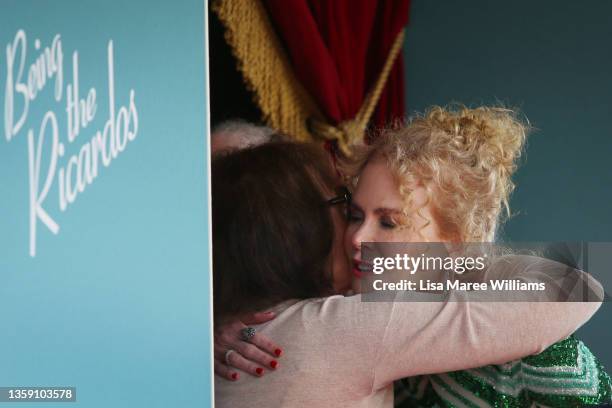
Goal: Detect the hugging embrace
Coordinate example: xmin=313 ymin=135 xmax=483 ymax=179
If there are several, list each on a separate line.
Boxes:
xmin=211 ymin=106 xmax=611 ymax=407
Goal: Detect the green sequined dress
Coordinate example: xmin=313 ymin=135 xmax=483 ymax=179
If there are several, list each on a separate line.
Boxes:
xmin=395 ymin=335 xmax=612 ymax=407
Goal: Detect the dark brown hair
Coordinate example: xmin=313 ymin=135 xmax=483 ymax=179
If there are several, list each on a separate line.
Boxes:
xmin=212 ymin=141 xmax=336 ymax=321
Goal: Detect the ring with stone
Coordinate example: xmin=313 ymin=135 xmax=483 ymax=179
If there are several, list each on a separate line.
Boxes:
xmin=240 ymin=327 xmax=256 ymax=342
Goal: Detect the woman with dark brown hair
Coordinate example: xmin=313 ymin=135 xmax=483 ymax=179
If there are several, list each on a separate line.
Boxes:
xmin=212 ymin=141 xmax=351 ymax=322
xmin=212 ymin=139 xmax=603 ymax=408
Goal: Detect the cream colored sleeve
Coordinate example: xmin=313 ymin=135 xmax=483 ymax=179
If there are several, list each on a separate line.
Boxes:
xmin=368 ymin=255 xmax=603 ymax=389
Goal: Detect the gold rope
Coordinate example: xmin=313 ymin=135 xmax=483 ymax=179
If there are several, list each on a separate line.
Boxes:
xmin=308 ymin=29 xmax=405 ymax=155
xmin=213 ymin=0 xmax=406 ymax=155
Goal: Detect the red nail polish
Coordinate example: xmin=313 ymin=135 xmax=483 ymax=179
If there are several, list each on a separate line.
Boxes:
xmin=231 ymin=373 xmax=239 ymax=381
xmin=256 ymin=367 xmax=264 ymax=376
xmin=270 ymin=360 xmax=278 ymax=369
xmin=274 ymin=348 xmax=283 ymax=357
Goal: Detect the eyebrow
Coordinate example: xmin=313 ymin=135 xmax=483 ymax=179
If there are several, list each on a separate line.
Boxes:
xmin=374 ymin=208 xmax=403 ymax=216
xmin=350 ymin=201 xmax=403 ymax=216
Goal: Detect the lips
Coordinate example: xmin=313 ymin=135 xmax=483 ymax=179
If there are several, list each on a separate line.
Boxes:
xmin=352 ymin=259 xmax=373 ymax=279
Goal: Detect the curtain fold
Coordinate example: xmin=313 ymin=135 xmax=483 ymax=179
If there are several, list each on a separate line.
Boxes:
xmin=263 ymin=0 xmax=410 ymax=129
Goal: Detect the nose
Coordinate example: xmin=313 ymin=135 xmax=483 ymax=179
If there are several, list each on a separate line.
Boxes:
xmin=350 ymin=221 xmax=372 ymax=254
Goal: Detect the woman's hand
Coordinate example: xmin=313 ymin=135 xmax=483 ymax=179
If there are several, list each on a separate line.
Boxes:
xmin=214 ymin=311 xmax=284 ymax=381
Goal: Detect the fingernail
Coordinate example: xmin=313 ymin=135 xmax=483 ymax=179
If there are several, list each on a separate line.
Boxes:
xmin=270 ymin=360 xmax=278 ymax=369
xmin=274 ymin=348 xmax=283 ymax=357
xmin=256 ymin=367 xmax=264 ymax=376
xmin=231 ymin=372 xmax=239 ymax=381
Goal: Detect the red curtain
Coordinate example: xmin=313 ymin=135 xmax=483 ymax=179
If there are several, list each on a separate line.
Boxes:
xmin=263 ymin=0 xmax=410 ymax=129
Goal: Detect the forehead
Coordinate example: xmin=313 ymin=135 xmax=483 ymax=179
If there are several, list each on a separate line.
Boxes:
xmin=354 ymin=159 xmax=403 ymax=206
xmin=353 ymin=159 xmax=429 ymax=211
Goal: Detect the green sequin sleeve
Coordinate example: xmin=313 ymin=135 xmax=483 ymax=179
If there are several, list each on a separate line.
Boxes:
xmin=395 ymin=336 xmax=612 ymax=408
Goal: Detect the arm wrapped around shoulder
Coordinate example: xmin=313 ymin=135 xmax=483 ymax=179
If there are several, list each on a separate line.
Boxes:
xmin=371 ymin=255 xmax=604 ymax=387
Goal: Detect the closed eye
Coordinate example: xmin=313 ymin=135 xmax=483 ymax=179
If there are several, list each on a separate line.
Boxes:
xmin=347 ymin=206 xmax=363 ymax=223
xmin=380 ymin=217 xmax=397 ymax=229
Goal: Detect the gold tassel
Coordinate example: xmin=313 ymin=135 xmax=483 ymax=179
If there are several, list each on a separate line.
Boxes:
xmin=212 ymin=0 xmax=324 ymax=142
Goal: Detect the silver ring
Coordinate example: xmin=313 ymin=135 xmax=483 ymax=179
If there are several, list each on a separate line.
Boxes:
xmin=224 ymin=349 xmax=236 ymax=365
xmin=240 ymin=327 xmax=256 ymax=342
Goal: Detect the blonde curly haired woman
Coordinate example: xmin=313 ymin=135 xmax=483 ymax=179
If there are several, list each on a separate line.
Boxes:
xmin=341 ymin=105 xmax=611 ymax=406
xmin=214 ymin=106 xmax=609 ymax=407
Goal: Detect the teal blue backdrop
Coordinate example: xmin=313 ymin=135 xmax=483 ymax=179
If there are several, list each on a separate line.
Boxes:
xmin=404 ymin=0 xmax=612 ymax=369
xmin=0 ymin=1 xmax=212 ymax=407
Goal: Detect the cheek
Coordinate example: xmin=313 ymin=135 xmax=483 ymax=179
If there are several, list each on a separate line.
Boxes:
xmin=343 ymin=223 xmax=355 ymax=253
xmin=330 ymin=210 xmax=346 ymax=245
xmin=332 ymin=227 xmax=346 ymax=260
xmin=330 ymin=218 xmax=351 ymax=292
xmin=328 ymin=210 xmax=347 ymax=257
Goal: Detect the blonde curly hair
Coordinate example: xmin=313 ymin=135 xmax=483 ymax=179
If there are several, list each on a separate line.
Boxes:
xmin=342 ymin=105 xmax=529 ymax=242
